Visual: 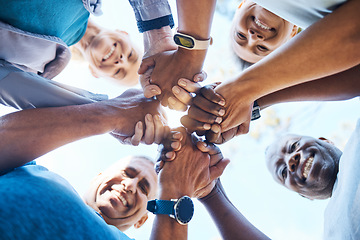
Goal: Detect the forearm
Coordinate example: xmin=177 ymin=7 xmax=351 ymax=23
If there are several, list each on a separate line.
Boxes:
xmin=176 ymin=0 xmax=216 ymax=40
xmin=0 ymin=102 xmax=118 ymax=173
xmin=150 ymin=188 xmax=188 ymax=240
xmin=227 ymin=0 xmax=360 ymax=101
xmin=199 ymin=180 xmax=270 ymax=240
xmin=257 ymin=65 xmax=360 ymax=109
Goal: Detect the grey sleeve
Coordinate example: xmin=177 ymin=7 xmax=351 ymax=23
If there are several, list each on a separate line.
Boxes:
xmin=128 ymin=0 xmax=172 ymax=21
xmin=0 ymin=62 xmax=108 ymax=110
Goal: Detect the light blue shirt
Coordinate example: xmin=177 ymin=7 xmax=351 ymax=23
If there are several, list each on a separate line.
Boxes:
xmin=0 ymin=163 xmax=132 ymax=240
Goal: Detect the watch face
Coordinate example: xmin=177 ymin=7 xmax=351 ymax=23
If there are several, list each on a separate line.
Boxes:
xmin=174 ymin=34 xmax=195 ymax=49
xmin=175 ymin=196 xmax=194 ymax=225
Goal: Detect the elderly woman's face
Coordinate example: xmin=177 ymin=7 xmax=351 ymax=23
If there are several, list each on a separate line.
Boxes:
xmin=85 ymin=30 xmax=142 ymax=86
xmin=231 ymin=0 xmax=298 ymax=63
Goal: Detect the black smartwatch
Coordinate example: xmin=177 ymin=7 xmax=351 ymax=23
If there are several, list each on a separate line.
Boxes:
xmin=251 ymin=100 xmax=261 ymax=121
xmin=147 ymin=196 xmax=194 ymax=225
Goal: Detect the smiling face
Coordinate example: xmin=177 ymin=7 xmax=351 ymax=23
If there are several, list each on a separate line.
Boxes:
xmin=84 ymin=156 xmax=157 ymax=231
xmin=265 ymin=134 xmax=342 ymax=200
xmin=85 ymin=30 xmax=142 ymax=86
xmin=231 ymin=0 xmax=298 ymax=63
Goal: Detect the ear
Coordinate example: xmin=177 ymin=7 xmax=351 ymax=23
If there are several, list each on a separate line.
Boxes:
xmin=133 ymin=213 xmax=148 ymax=229
xmin=89 ymin=65 xmax=99 ymax=78
xmin=318 ymin=137 xmax=335 ymax=145
xmin=290 ymin=25 xmax=299 ymax=38
xmin=115 ymin=29 xmax=129 ymax=36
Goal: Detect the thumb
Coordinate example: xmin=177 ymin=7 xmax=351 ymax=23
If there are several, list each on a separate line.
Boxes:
xmin=138 ymin=56 xmax=156 ymax=74
xmin=209 ymin=158 xmax=230 ymax=181
xmin=143 ymin=85 xmax=161 ymax=98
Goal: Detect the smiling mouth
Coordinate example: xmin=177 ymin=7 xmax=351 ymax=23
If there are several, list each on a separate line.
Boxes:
xmin=254 ymin=18 xmax=271 ymax=30
xmin=111 ymin=189 xmax=128 ymax=207
xmin=103 ymin=44 xmax=116 ymax=61
xmin=302 ymin=155 xmax=315 ymax=180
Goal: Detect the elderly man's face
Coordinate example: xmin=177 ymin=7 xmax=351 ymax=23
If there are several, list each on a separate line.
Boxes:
xmin=84 ymin=156 xmax=157 ymax=231
xmin=265 ymin=134 xmax=342 ymax=200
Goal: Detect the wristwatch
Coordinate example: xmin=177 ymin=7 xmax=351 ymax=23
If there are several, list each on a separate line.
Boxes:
xmin=147 ymin=196 xmax=194 ymax=225
xmin=173 ymin=32 xmax=212 ymax=50
xmin=251 ymin=100 xmax=261 ymax=121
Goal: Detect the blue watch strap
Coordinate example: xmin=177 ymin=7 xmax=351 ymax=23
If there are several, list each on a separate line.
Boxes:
xmin=147 ymin=199 xmax=175 ymax=215
xmin=137 ymin=14 xmax=174 ymax=33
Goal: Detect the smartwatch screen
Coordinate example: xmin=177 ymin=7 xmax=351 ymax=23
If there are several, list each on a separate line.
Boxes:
xmin=174 ymin=34 xmax=195 ymax=49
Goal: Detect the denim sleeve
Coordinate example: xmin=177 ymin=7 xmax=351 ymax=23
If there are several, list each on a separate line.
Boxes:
xmin=128 ymin=0 xmax=174 ymax=32
xmin=0 ymin=61 xmax=108 ymax=110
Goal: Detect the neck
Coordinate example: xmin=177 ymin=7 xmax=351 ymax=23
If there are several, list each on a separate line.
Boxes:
xmin=77 ymin=19 xmax=101 ymax=52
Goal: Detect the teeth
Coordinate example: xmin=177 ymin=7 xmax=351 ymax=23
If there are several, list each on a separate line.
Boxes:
xmin=302 ymin=156 xmax=314 ymax=179
xmin=255 ymin=18 xmax=271 ymax=30
xmin=103 ymin=45 xmax=116 ymax=60
xmin=111 ymin=190 xmax=128 ymax=206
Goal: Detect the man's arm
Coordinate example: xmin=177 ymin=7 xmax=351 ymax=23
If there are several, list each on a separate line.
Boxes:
xmin=199 ymin=180 xmax=270 ymax=240
xmin=150 ymin=128 xmax=229 ymax=240
xmin=257 ymin=65 xmax=360 ymax=109
xmin=0 ymin=89 xmax=164 ymax=173
xmin=138 ymin=0 xmax=217 ymax=111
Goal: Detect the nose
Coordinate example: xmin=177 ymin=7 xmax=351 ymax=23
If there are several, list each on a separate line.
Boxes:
xmin=287 ymin=153 xmax=300 ymax=172
xmin=248 ymin=29 xmax=264 ymax=40
xmin=122 ymin=178 xmax=138 ymax=193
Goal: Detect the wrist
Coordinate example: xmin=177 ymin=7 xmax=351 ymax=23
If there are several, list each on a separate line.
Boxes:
xmin=143 ymin=26 xmax=177 ymax=56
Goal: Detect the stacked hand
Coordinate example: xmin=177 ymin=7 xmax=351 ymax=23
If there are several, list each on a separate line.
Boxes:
xmin=156 ymin=127 xmax=229 ymax=199
xmin=180 ymin=75 xmax=255 ymax=144
xmin=105 ymin=88 xmax=169 ymax=145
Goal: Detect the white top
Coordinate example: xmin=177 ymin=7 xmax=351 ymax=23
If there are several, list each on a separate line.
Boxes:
xmin=323 ymin=119 xmax=360 ymax=239
xmin=253 ymin=0 xmax=347 ymax=29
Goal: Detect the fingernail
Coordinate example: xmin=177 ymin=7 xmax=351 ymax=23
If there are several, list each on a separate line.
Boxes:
xmin=218 ymin=109 xmax=225 ymax=116
xmin=137 ymin=121 xmax=143 ymax=128
xmin=165 ymin=152 xmax=173 ymax=159
xmin=171 ymin=142 xmax=180 ymax=149
xmin=195 ymin=76 xmax=201 ymax=82
xmin=218 ymin=100 xmax=225 ymax=106
xmin=154 ymin=115 xmax=160 ymax=121
xmin=215 ymin=117 xmax=222 ymax=124
xmin=178 ymin=79 xmax=186 ymax=87
xmin=173 ymin=132 xmax=182 ymax=139
xmin=212 ymin=125 xmax=220 ymax=133
xmin=173 ymin=86 xmax=180 ymax=94
xmin=146 ymin=114 xmax=152 ymax=121
xmin=204 ymin=123 xmax=211 ymax=130
xmin=168 ymin=97 xmax=176 ymax=105
xmin=151 ymin=87 xmax=159 ymax=94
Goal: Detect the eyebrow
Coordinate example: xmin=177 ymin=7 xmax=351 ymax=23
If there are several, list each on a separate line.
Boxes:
xmin=127 ymin=167 xmax=151 ymax=195
xmin=234 ymin=31 xmax=268 ymax=57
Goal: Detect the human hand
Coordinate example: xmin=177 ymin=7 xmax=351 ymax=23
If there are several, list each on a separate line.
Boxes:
xmin=138 ymin=48 xmax=207 ymax=111
xmin=140 ymin=26 xmax=178 ymax=97
xmin=194 ymin=140 xmax=230 ymax=198
xmin=104 ymin=88 xmax=166 ymax=139
xmin=157 ymin=127 xmax=229 ymax=198
xmin=155 ymin=129 xmax=184 ymax=174
xmin=181 ymin=81 xmax=253 ymax=143
xmin=111 ymin=113 xmax=170 ymax=146
xmin=180 ymin=83 xmax=225 ymax=137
